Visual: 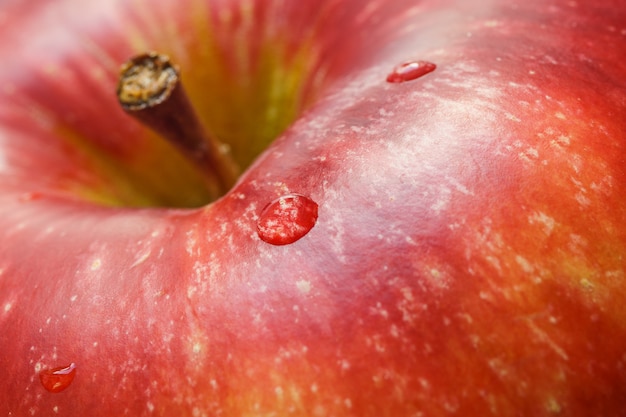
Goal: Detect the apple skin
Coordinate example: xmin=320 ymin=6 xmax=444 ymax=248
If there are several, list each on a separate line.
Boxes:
xmin=1 ymin=0 xmax=626 ymax=416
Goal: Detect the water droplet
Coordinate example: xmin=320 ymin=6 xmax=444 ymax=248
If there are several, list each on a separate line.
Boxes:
xmin=386 ymin=60 xmax=436 ymax=83
xmin=257 ymin=194 xmax=318 ymax=245
xmin=39 ymin=363 xmax=76 ymax=393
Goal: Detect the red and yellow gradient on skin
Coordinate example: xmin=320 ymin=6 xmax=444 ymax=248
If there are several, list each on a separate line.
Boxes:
xmin=0 ymin=0 xmax=625 ymax=416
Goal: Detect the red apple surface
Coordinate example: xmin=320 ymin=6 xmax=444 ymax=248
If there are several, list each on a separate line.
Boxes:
xmin=1 ymin=0 xmax=625 ymax=415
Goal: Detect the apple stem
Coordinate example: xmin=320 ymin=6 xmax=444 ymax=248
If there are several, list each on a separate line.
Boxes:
xmin=116 ymin=52 xmax=239 ymax=197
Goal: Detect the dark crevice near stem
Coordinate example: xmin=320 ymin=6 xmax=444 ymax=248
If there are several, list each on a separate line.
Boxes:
xmin=116 ymin=52 xmax=240 ymax=202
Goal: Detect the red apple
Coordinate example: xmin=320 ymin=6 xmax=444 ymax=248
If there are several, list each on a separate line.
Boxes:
xmin=1 ymin=0 xmax=625 ymax=415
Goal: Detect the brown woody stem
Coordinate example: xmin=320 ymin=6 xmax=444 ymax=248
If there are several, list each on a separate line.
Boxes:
xmin=116 ymin=52 xmax=239 ymax=197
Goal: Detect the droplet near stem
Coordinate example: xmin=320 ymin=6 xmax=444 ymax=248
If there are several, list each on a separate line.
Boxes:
xmin=386 ymin=60 xmax=436 ymax=83
xmin=117 ymin=52 xmax=240 ymax=198
xmin=257 ymin=194 xmax=318 ymax=245
xmin=39 ymin=363 xmax=77 ymax=393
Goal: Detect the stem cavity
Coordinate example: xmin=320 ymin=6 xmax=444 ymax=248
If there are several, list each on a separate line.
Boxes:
xmin=117 ymin=52 xmax=239 ymax=198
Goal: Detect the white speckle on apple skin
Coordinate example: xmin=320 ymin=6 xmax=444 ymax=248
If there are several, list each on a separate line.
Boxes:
xmin=514 ymin=255 xmax=534 ymax=274
xmin=295 ymin=279 xmax=311 ymax=294
xmin=338 ymin=359 xmax=350 ymax=372
xmin=528 ymin=211 xmax=556 ymax=235
xmin=90 ymin=258 xmax=102 ymax=271
xmin=526 ymin=320 xmax=569 ymax=361
xmin=185 ymin=229 xmax=198 ymax=257
xmin=575 ymin=192 xmax=591 ymax=207
xmin=369 ymin=302 xmax=389 ymax=319
xmin=129 ymin=249 xmax=151 ymax=268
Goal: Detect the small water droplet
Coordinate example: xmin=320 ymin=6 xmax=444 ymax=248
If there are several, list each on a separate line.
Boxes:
xmin=257 ymin=194 xmax=318 ymax=245
xmin=39 ymin=363 xmax=76 ymax=393
xmin=386 ymin=60 xmax=436 ymax=83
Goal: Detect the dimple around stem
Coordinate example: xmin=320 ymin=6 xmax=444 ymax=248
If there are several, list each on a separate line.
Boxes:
xmin=117 ymin=52 xmax=240 ymax=199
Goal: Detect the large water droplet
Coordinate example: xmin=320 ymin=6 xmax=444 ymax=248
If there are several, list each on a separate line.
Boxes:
xmin=39 ymin=363 xmax=76 ymax=393
xmin=386 ymin=60 xmax=436 ymax=83
xmin=257 ymin=194 xmax=318 ymax=245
